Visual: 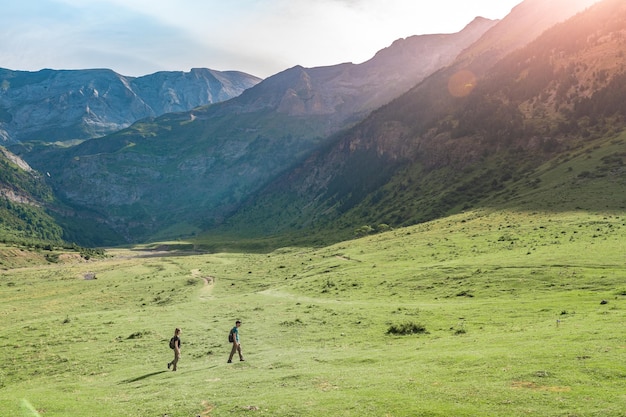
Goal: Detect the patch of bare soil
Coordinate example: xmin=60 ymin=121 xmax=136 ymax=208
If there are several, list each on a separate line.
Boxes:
xmin=191 ymin=269 xmax=215 ymax=299
xmin=58 ymin=253 xmax=86 ymax=263
xmin=199 ymin=400 xmax=213 ymax=417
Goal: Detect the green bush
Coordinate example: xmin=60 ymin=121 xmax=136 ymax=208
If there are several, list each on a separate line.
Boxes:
xmin=386 ymin=321 xmax=428 ymax=336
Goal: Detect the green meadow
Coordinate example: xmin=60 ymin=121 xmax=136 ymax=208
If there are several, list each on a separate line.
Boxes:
xmin=0 ymin=209 xmax=624 ymax=417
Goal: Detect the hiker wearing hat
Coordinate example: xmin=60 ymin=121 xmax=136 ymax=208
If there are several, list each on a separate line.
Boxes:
xmin=227 ymin=320 xmax=244 ymax=363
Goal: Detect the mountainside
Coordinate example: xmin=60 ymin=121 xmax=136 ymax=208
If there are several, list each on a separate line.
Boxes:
xmin=0 ymin=67 xmax=261 ymax=144
xmin=218 ymin=0 xmax=626 ymax=241
xmin=0 ymin=145 xmax=124 ymax=247
xmin=17 ymin=18 xmax=496 ymax=245
xmin=0 ymin=146 xmax=65 ymax=244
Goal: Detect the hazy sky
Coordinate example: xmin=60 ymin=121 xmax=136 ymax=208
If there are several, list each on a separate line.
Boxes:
xmin=2 ymin=0 xmax=524 ymax=78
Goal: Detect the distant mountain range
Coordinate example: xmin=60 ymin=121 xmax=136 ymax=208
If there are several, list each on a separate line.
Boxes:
xmin=0 ymin=68 xmax=261 ymax=143
xmin=2 ymin=0 xmax=622 ymax=248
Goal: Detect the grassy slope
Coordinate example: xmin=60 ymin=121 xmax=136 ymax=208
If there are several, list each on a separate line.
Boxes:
xmin=0 ymin=207 xmax=624 ymax=417
xmin=357 ymin=129 xmax=626 ymax=239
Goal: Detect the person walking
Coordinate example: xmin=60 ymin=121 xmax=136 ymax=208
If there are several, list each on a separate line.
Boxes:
xmin=227 ymin=320 xmax=244 ymax=363
xmin=168 ymin=328 xmax=181 ymax=371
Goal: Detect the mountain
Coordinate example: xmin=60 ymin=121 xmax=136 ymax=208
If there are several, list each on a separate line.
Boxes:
xmin=217 ymin=0 xmax=624 ymax=241
xmin=17 ymin=18 xmax=497 ymax=245
xmin=0 ymin=68 xmax=261 ymax=144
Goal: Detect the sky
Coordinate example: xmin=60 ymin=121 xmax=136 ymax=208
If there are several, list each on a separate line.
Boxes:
xmin=1 ymin=0 xmax=525 ymax=79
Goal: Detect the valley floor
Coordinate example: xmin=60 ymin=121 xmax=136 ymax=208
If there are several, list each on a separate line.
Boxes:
xmin=0 ymin=209 xmax=624 ymax=416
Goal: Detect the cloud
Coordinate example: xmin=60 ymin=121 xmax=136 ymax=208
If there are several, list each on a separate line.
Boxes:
xmin=1 ymin=0 xmax=210 ymax=75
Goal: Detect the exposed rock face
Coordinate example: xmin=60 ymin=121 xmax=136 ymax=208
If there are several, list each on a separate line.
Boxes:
xmin=0 ymin=68 xmax=261 ymax=143
xmin=0 ymin=146 xmax=43 ymax=206
xmin=130 ymin=68 xmax=261 ymax=114
xmin=0 ymin=147 xmax=32 ymax=172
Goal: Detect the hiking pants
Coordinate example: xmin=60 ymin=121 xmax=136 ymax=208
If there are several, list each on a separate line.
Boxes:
xmin=170 ymin=351 xmax=180 ymax=370
xmin=229 ymin=342 xmax=243 ymax=361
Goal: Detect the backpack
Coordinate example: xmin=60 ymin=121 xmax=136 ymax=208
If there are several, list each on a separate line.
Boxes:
xmin=228 ymin=329 xmax=234 ymax=343
xmin=169 ymin=337 xmax=176 ymax=349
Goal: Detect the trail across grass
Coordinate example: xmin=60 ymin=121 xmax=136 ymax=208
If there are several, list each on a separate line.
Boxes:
xmin=0 ymin=209 xmax=624 ymax=416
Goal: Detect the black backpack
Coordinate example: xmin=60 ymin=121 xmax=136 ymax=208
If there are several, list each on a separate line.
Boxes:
xmin=169 ymin=337 xmax=176 ymax=349
xmin=228 ymin=329 xmax=234 ymax=343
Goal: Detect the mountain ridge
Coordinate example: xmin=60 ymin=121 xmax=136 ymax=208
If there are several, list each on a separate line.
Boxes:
xmin=0 ymin=67 xmax=261 ymax=144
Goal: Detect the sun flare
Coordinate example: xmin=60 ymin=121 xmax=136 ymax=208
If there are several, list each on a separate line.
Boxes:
xmin=448 ymin=70 xmax=477 ymax=97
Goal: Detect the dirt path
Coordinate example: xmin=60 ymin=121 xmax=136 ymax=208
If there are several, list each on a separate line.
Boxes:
xmin=191 ymin=269 xmax=215 ymax=299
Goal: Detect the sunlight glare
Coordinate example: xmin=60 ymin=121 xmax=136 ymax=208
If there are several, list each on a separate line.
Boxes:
xmin=21 ymin=399 xmax=42 ymax=417
xmin=448 ymin=70 xmax=477 ymax=98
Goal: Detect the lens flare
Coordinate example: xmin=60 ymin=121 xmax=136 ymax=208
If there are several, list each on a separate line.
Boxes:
xmin=448 ymin=70 xmax=477 ymax=97
xmin=21 ymin=399 xmax=42 ymax=417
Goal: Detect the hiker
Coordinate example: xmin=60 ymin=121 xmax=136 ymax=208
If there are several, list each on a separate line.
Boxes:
xmin=228 ymin=320 xmax=245 ymax=363
xmin=168 ymin=328 xmax=181 ymax=371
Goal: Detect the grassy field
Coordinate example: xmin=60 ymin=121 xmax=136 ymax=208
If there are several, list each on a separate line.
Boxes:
xmin=0 ymin=209 xmax=624 ymax=417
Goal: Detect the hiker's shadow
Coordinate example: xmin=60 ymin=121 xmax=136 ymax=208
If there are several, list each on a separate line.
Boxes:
xmin=120 ymin=371 xmax=167 ymax=384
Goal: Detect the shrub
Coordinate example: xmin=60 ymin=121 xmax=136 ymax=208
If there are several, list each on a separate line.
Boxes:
xmin=354 ymin=225 xmax=374 ymax=237
xmin=126 ymin=331 xmax=150 ymax=339
xmin=280 ymin=318 xmax=304 ymax=327
xmin=386 ymin=322 xmax=428 ymax=336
